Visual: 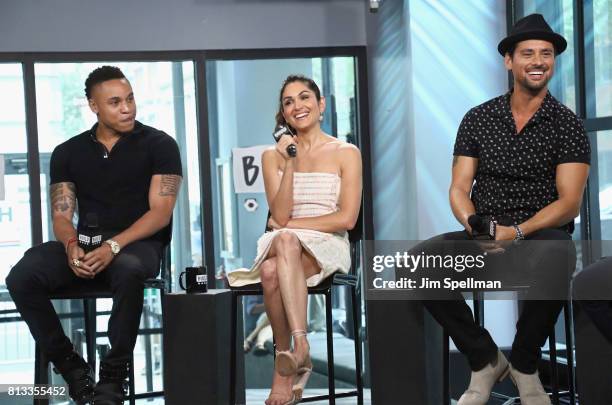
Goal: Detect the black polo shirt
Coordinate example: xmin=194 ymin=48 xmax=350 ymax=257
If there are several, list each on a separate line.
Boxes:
xmin=50 ymin=121 xmax=182 ymax=244
xmin=453 ymin=91 xmax=590 ymax=231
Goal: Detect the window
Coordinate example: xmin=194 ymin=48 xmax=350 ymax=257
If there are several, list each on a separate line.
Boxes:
xmin=597 ymin=130 xmax=612 ymax=249
xmin=590 ymin=0 xmax=612 ymax=117
xmin=0 ymin=63 xmax=34 ymax=384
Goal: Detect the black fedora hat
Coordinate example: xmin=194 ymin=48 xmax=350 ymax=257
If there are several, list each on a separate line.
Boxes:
xmin=498 ymin=13 xmax=567 ymax=56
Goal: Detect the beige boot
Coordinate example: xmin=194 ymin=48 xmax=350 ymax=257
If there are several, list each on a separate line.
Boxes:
xmin=509 ymin=365 xmax=551 ymax=405
xmin=457 ymin=350 xmax=510 ymax=405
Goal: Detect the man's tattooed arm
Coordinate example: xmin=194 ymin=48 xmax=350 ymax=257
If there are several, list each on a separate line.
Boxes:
xmin=50 ymin=182 xmax=78 ymax=249
xmin=50 ymin=182 xmax=76 ymax=217
xmin=159 ymin=174 xmax=182 ymax=196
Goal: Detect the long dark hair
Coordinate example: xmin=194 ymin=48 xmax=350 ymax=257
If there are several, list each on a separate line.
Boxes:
xmin=275 ymin=74 xmax=322 ymax=133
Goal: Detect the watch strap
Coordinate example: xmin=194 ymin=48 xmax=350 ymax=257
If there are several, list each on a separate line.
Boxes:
xmin=512 ymin=225 xmax=525 ymax=240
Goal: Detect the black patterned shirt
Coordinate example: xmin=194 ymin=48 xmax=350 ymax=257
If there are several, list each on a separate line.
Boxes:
xmin=453 ymin=91 xmax=590 ymax=231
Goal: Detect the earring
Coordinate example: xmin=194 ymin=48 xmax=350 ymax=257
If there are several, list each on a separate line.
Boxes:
xmin=319 ymin=113 xmax=324 ymax=122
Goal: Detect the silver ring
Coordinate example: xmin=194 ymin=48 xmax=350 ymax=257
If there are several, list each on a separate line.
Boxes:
xmin=72 ymin=259 xmax=81 ymax=267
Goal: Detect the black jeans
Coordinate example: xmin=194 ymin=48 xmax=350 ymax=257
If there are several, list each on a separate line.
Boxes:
xmin=6 ymin=240 xmax=162 ymax=367
xmin=573 ymin=256 xmax=612 ymax=343
xmin=421 ymin=228 xmax=574 ymax=374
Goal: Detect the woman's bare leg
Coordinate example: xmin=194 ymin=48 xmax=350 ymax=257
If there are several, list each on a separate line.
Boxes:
xmin=261 ymin=236 xmax=321 ymax=404
xmin=261 ymin=258 xmax=291 ymax=350
xmin=261 ymin=257 xmax=292 ymax=405
xmin=271 ymin=232 xmax=320 ymax=365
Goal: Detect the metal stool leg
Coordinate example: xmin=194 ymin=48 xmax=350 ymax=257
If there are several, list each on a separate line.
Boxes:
xmin=473 ymin=294 xmax=484 ymax=326
xmin=229 ymin=292 xmax=238 ymax=405
xmin=549 ymin=327 xmax=559 ymax=404
xmin=351 ymin=287 xmax=364 ymax=405
xmin=563 ymin=303 xmax=576 ymax=405
xmin=443 ymin=331 xmax=450 ymax=405
xmin=143 ymin=298 xmax=154 ymax=393
xmin=83 ymin=298 xmax=97 ymax=373
xmin=129 ymin=354 xmax=136 ymax=405
xmin=325 ymin=290 xmax=336 ymax=405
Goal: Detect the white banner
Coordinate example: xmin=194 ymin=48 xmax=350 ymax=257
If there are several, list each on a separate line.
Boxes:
xmin=232 ymin=145 xmax=270 ymax=194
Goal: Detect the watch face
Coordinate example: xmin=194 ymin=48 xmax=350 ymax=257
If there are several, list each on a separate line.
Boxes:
xmin=107 ymin=240 xmax=120 ymax=254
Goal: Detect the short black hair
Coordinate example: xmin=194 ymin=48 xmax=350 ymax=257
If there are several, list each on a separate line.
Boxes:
xmin=84 ymin=66 xmax=127 ymax=99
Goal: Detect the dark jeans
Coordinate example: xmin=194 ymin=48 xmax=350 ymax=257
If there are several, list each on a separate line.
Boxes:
xmin=573 ymin=256 xmax=612 ymax=343
xmin=6 ymin=240 xmax=162 ymax=367
xmin=421 ymin=228 xmax=574 ymax=374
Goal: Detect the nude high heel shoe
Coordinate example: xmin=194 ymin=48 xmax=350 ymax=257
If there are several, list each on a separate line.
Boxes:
xmin=267 ymin=347 xmax=302 ymax=405
xmin=458 ymin=350 xmax=510 ymax=405
xmin=292 ymin=355 xmax=313 ymax=401
xmin=266 ymin=389 xmax=297 ymax=405
xmin=275 ymin=330 xmax=311 ymax=378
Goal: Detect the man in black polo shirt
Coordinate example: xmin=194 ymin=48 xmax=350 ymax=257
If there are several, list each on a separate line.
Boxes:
xmin=421 ymin=15 xmax=590 ymax=405
xmin=6 ymin=66 xmax=182 ymax=404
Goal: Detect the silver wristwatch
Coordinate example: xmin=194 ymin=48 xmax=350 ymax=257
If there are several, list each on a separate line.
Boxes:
xmin=105 ymin=239 xmax=121 ymax=255
xmin=512 ymin=225 xmax=525 ymax=241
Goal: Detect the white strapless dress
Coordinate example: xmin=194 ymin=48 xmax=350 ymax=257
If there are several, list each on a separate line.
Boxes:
xmin=227 ymin=172 xmax=350 ymax=287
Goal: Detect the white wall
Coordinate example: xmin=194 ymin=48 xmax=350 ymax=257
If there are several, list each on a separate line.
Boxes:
xmin=0 ymin=0 xmax=366 ymax=52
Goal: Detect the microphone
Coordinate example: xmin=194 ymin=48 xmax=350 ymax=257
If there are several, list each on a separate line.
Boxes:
xmin=272 ymin=125 xmax=297 ymax=158
xmin=468 ymin=214 xmax=496 ymax=240
xmin=78 ymin=213 xmax=103 ymax=253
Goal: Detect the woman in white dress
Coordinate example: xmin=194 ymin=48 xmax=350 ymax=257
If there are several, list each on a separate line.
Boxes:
xmin=228 ymin=75 xmax=362 ymax=405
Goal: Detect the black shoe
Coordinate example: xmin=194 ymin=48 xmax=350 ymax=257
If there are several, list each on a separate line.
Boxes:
xmin=93 ymin=362 xmax=128 ymax=405
xmin=52 ymin=351 xmax=95 ymax=404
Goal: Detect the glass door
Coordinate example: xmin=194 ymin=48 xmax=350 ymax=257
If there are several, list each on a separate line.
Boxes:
xmin=0 ymin=63 xmax=34 ymax=385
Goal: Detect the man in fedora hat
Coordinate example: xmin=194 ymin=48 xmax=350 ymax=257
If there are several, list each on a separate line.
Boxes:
xmin=419 ymin=13 xmax=590 ymax=405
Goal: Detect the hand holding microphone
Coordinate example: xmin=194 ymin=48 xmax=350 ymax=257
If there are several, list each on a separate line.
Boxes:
xmin=468 ymin=214 xmax=514 ymax=254
xmin=273 ymin=124 xmax=297 ymax=159
xmin=468 ymin=214 xmax=496 ymax=240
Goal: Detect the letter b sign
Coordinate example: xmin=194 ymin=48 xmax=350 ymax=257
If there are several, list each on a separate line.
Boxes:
xmin=232 ymin=145 xmax=268 ymax=193
xmin=242 ymin=155 xmax=259 ymax=186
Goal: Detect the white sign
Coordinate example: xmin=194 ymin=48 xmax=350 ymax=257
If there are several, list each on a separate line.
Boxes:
xmin=232 ymin=145 xmax=270 ymax=194
xmin=0 ymin=155 xmax=4 ymax=201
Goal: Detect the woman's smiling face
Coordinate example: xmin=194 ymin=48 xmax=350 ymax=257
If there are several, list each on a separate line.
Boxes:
xmin=281 ymin=81 xmax=325 ymax=132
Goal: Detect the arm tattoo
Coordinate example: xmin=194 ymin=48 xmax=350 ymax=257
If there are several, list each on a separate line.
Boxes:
xmin=50 ymin=182 xmax=76 ymax=213
xmin=452 ymin=156 xmax=459 ymax=167
xmin=159 ymin=175 xmax=182 ymax=196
